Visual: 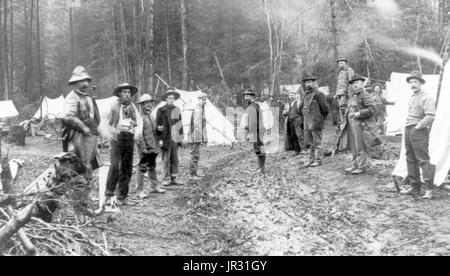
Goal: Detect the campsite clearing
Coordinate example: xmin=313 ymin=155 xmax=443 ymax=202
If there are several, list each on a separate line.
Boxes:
xmin=8 ymin=124 xmax=450 ymax=256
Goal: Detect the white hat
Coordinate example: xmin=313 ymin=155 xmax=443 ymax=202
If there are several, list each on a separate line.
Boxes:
xmin=137 ymin=94 xmax=156 ymax=104
xmin=68 ymin=66 xmax=92 ymax=85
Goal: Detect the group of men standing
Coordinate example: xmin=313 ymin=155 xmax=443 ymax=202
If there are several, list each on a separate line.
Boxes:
xmin=61 ymin=66 xmax=208 ymax=206
xmin=245 ymin=58 xmax=437 ymax=199
xmin=60 ymin=62 xmax=438 ymax=204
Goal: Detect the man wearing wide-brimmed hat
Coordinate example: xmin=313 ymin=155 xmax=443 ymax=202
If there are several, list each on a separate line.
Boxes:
xmin=400 ymin=71 xmax=436 ymax=200
xmin=300 ymin=74 xmax=329 ymax=167
xmin=105 ymin=83 xmax=139 ymax=205
xmin=135 ymin=94 xmax=166 ymax=199
xmin=156 ymin=88 xmax=184 ymax=186
xmin=62 ymin=66 xmax=101 ymax=179
xmin=338 ymin=74 xmax=376 ymax=175
xmin=188 ymin=92 xmax=208 ymax=181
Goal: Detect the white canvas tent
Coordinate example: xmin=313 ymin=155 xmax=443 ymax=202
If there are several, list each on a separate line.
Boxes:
xmin=0 ymin=100 xmax=19 ymax=132
xmin=152 ymin=90 xmax=236 ymax=146
xmin=33 ymin=96 xmax=66 ymax=119
xmin=391 ymin=63 xmax=450 ymax=186
xmin=0 ymin=100 xmax=19 ymax=119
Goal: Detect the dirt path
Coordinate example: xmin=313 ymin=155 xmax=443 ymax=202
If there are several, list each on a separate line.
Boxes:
xmin=199 ymin=140 xmax=450 ymax=256
xmin=10 ymin=135 xmax=450 ymax=256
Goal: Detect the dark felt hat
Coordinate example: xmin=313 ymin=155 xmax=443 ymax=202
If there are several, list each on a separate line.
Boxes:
xmin=113 ymin=83 xmax=138 ymax=97
xmin=348 ymin=74 xmax=366 ymax=85
xmin=161 ymin=88 xmax=181 ymax=101
xmin=302 ymin=73 xmax=318 ymax=82
xmin=243 ymin=89 xmax=256 ymax=96
xmin=406 ymin=71 xmax=426 ymax=84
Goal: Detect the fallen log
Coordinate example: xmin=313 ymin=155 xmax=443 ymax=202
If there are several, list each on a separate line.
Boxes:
xmin=0 ymin=194 xmax=21 ymax=207
xmin=5 ymin=206 xmax=38 ymax=256
xmin=0 ymin=203 xmax=39 ymax=249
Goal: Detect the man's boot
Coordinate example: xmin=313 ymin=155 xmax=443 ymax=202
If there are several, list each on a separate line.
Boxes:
xmin=401 ymin=180 xmax=421 ymax=197
xmin=258 ymin=155 xmax=266 ymax=174
xmin=171 ymin=177 xmax=183 ymax=186
xmin=422 ymin=181 xmax=435 ymax=200
xmin=136 ymin=172 xmax=148 ymax=199
xmin=149 ymin=171 xmax=166 ymax=194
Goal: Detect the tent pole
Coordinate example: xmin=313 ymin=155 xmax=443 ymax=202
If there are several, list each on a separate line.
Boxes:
xmin=155 ymin=74 xmax=170 ymax=89
xmin=436 ymin=47 xmax=449 ymax=108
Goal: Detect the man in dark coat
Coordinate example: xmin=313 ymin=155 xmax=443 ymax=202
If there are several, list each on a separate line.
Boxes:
xmin=284 ymin=91 xmax=303 ymax=155
xmin=300 ymin=74 xmax=329 ymax=167
xmin=339 ymin=74 xmax=376 ymax=175
xmin=156 ymin=89 xmax=184 ymax=186
xmin=243 ymin=89 xmax=266 ymax=173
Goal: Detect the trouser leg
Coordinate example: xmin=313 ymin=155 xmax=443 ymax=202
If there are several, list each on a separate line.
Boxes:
xmin=288 ymin=121 xmax=300 ymax=153
xmin=310 ymin=130 xmax=323 ymax=164
xmin=162 ymin=148 xmax=171 ymax=181
xmin=254 ymin=142 xmax=266 ymax=171
xmin=405 ymin=126 xmax=421 ymax=190
xmin=349 ymin=118 xmax=368 ymax=169
xmin=137 ymin=153 xmax=150 ymax=192
xmin=170 ymin=142 xmax=179 ymax=179
xmin=105 ymin=139 xmax=120 ymax=197
xmin=117 ymin=134 xmax=134 ymax=200
xmin=148 ymin=153 xmax=160 ymax=190
xmin=348 ymin=119 xmax=358 ymax=169
xmin=190 ymin=143 xmax=201 ymax=176
xmin=410 ymin=127 xmax=436 ymax=190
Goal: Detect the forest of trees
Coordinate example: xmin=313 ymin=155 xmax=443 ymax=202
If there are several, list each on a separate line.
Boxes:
xmin=0 ymin=0 xmax=449 ymax=112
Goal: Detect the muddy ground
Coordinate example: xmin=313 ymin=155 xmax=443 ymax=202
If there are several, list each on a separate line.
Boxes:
xmin=8 ymin=125 xmax=450 ymax=256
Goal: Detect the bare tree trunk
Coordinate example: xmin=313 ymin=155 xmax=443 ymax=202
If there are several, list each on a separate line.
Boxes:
xmin=2 ymin=0 xmax=9 ymax=100
xmin=25 ymin=0 xmax=34 ymax=104
xmin=330 ymin=0 xmax=339 ymax=63
xmin=69 ymin=6 xmax=75 ymax=66
xmin=165 ymin=0 xmax=172 ymax=86
xmin=143 ymin=0 xmax=154 ymax=95
xmin=263 ymin=0 xmax=274 ymax=96
xmin=36 ymin=0 xmax=44 ymax=102
xmin=119 ymin=0 xmax=130 ymax=81
xmin=9 ymin=0 xmax=13 ymax=99
xmin=180 ymin=0 xmax=188 ymax=90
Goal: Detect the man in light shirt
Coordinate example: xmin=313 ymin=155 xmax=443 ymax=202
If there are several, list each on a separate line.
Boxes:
xmin=400 ymin=71 xmax=437 ymax=200
xmin=105 ymin=83 xmax=139 ymax=205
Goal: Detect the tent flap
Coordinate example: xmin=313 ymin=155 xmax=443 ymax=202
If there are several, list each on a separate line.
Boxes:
xmin=0 ymin=100 xmax=19 ymax=119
